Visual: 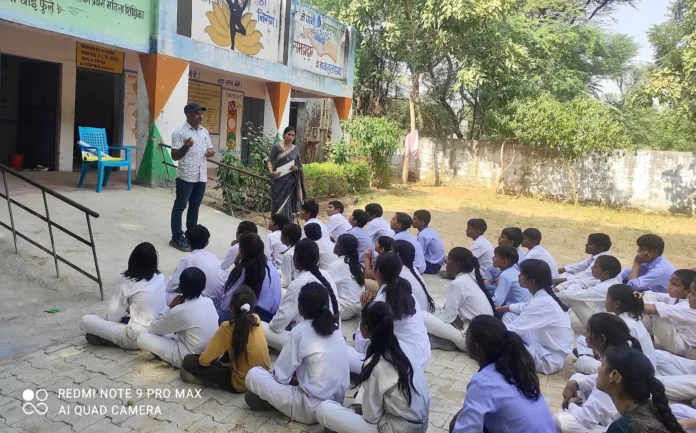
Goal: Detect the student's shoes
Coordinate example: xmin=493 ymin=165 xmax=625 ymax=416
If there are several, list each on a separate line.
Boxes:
xmin=85 ymin=333 xmax=118 ymax=347
xmin=169 ymin=238 xmax=191 ymax=252
xmin=179 ymin=369 xmax=214 ymax=387
xmin=245 ymin=391 xmax=277 ymax=412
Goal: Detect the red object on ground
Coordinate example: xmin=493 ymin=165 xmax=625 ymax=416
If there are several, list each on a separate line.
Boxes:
xmin=9 ymin=154 xmax=24 ymax=169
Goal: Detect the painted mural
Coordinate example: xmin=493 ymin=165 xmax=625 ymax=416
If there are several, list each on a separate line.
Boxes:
xmin=292 ymin=3 xmax=347 ymax=79
xmin=190 ymin=0 xmax=284 ymax=64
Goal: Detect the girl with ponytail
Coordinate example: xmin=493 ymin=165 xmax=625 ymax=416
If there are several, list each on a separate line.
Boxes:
xmin=245 ymin=282 xmax=349 ymax=425
xmin=318 ymin=301 xmax=430 ymax=433
xmin=328 ymin=234 xmax=365 ymax=320
xmin=449 ymin=315 xmax=555 ymax=433
xmin=497 ymin=259 xmax=573 ymax=375
xmin=421 ymin=247 xmax=495 ymax=353
xmin=393 ymin=240 xmax=437 ymax=312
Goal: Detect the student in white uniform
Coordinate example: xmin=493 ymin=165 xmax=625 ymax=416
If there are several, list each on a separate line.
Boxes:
xmin=450 ymin=315 xmax=556 ymax=433
xmin=317 ymin=301 xmax=430 ymax=433
xmin=328 ymin=234 xmax=365 ymax=320
xmin=393 ymin=240 xmax=436 ymax=313
xmin=467 ymin=218 xmax=495 ymax=270
xmin=137 ymin=267 xmax=219 ymax=368
xmin=326 ymin=200 xmax=352 ymax=242
xmin=422 ymin=247 xmax=495 ymax=352
xmin=554 ymin=233 xmax=612 ymax=285
xmin=365 ymin=203 xmax=395 ymax=245
xmin=363 ymin=236 xmax=394 ymax=289
xmin=299 ymin=200 xmax=330 ymax=239
xmin=390 ymin=212 xmax=426 ymax=274
xmin=305 ymin=223 xmax=338 ymax=270
xmin=245 ymin=282 xmax=349 ymax=424
xmin=166 ymin=225 xmax=228 ymax=304
xmin=82 ymin=242 xmax=166 ymax=349
xmin=498 ymin=259 xmax=573 ymax=374
xmin=263 ymin=214 xmax=290 ymax=270
xmin=521 ymin=228 xmax=560 ymax=279
xmin=263 ymin=239 xmax=339 ymax=351
xmin=672 ymin=404 xmax=696 ymax=433
xmin=221 ymin=221 xmax=258 ymax=271
xmin=279 ymin=223 xmax=302 ymax=289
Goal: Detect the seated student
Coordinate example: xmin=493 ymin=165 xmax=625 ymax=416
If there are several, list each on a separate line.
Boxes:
xmin=264 ymin=214 xmax=290 ymax=270
xmin=137 ymin=267 xmax=219 ymax=369
xmin=555 ymin=255 xmax=623 ymax=327
xmin=497 ymin=259 xmax=573 ymax=375
xmin=521 ymin=228 xmax=560 ymax=279
xmin=217 ymin=234 xmax=281 ymax=323
xmin=391 ymin=212 xmax=426 ymax=274
xmin=166 ymin=225 xmax=227 ymax=304
xmin=393 ymin=240 xmax=437 ymax=313
xmin=619 ymin=234 xmax=675 ymax=293
xmin=483 ymin=227 xmax=526 ymax=284
xmin=364 ymin=236 xmax=394 ymax=293
xmin=365 ymin=203 xmax=395 ymax=245
xmin=221 ymin=221 xmax=258 ymax=271
xmin=555 ymin=233 xmax=612 ymax=285
xmin=300 ymin=200 xmax=330 ymax=239
xmin=305 ymin=223 xmax=338 ymax=270
xmin=181 ymin=285 xmax=271 ymax=392
xmin=348 ymin=209 xmax=374 ymax=265
xmin=467 ymin=219 xmax=495 ymax=270
xmin=422 ymin=248 xmax=495 ymax=352
xmin=82 ymin=242 xmax=166 ymax=349
xmin=672 ymin=404 xmax=696 ymax=433
xmin=490 ymin=246 xmax=529 ymax=307
xmin=413 ymin=210 xmax=446 ymax=275
xmin=328 ymin=234 xmax=365 ymax=321
xmin=596 ymin=347 xmax=684 ymax=433
xmin=317 ymin=301 xmax=431 ymax=433
xmin=450 ymin=315 xmax=556 ymax=433
xmin=264 ymin=239 xmax=339 ymax=351
xmin=280 ymin=223 xmax=302 ymax=289
xmin=326 ymin=200 xmax=352 ymax=242
xmin=245 ymin=282 xmax=349 ymax=425
xmin=642 ymin=269 xmax=696 ymax=356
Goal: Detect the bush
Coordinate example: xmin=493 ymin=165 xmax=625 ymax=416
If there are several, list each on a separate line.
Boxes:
xmin=303 ymin=162 xmax=370 ymax=199
xmin=325 ymin=137 xmax=356 ymax=164
xmin=372 ymin=163 xmax=393 ymax=189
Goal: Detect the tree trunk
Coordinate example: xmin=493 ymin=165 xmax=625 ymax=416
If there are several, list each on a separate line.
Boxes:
xmin=403 ymin=71 xmax=419 ymax=184
xmin=567 ymin=162 xmax=578 ymax=206
xmin=495 ymin=140 xmax=516 ymax=196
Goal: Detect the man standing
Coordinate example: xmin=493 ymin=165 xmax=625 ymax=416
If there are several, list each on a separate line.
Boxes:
xmin=170 ymin=103 xmax=215 ymax=251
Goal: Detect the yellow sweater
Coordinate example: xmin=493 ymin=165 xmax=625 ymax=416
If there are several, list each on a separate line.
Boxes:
xmin=199 ymin=314 xmax=271 ymax=392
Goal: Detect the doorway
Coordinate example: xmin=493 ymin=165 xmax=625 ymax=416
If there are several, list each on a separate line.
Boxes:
xmin=240 ymin=96 xmax=265 ymax=166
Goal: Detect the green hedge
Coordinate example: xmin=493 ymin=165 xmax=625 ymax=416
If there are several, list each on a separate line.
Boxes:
xmin=304 ymin=162 xmax=370 ymax=199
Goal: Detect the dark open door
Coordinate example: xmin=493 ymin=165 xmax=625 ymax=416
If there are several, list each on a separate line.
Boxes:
xmin=241 ymin=96 xmax=265 ymax=166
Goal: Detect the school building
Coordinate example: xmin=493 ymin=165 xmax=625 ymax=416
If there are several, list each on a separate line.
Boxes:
xmin=0 ymin=0 xmax=356 ymax=184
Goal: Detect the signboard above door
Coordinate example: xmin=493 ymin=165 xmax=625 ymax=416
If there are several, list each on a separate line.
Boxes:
xmin=76 ymin=42 xmax=124 ymax=74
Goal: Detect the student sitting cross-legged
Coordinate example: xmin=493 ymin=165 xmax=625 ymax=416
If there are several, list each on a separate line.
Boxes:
xmin=221 ymin=221 xmax=258 ymax=271
xmin=521 ymin=228 xmax=559 ymax=279
xmin=467 ymin=218 xmax=495 ymax=270
xmin=490 ymin=246 xmax=529 ymax=307
xmin=349 ymin=209 xmax=376 ymax=265
xmin=82 ymin=242 xmax=166 ymax=349
xmin=181 ymin=284 xmax=271 ymax=392
xmin=619 ymin=234 xmax=675 ymax=293
xmin=365 ymin=203 xmax=395 ymax=246
xmin=300 ymin=200 xmax=330 ymax=239
xmin=326 ymin=200 xmax=352 ymax=242
xmin=245 ymin=282 xmax=349 ymax=425
xmin=305 ymin=222 xmax=338 ymax=270
xmin=264 ymin=214 xmax=290 ymax=270
xmin=391 ymin=212 xmax=426 ymax=274
xmin=364 ymin=236 xmax=394 ymax=293
xmin=413 ymin=209 xmax=446 ymax=275
xmin=317 ymin=301 xmax=431 ymax=433
xmin=554 ymin=233 xmax=612 ymax=286
xmin=327 ymin=234 xmax=365 ymax=321
xmin=393 ymin=240 xmax=437 ymax=313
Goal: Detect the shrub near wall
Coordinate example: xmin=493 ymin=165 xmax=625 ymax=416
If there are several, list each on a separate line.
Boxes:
xmin=304 ymin=162 xmax=370 ymax=199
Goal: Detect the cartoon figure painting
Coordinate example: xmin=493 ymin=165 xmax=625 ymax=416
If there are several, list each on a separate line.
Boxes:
xmin=204 ymin=0 xmax=264 ymax=55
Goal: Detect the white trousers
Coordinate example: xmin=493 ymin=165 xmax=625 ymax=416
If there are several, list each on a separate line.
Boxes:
xmin=136 ymin=332 xmax=187 ymax=369
xmin=574 ymin=337 xmax=601 ymax=374
xmin=642 ymin=294 xmax=687 ymax=355
xmin=347 ymin=346 xmax=367 ymax=374
xmin=557 ymin=295 xmax=598 ymax=328
xmin=261 ymin=321 xmax=289 ymax=352
xmin=503 ymin=312 xmax=565 ymax=375
xmin=672 ymin=404 xmax=696 ymax=433
xmin=422 ymin=311 xmax=468 ymax=352
xmin=81 ymin=314 xmax=140 ymax=350
xmin=656 ymin=350 xmax=696 ymax=376
xmin=340 ymin=301 xmax=362 ymax=321
xmin=553 ymin=411 xmax=608 ymax=433
xmin=316 ymin=400 xmax=427 ymax=433
xmin=657 ymin=374 xmax=696 ymax=401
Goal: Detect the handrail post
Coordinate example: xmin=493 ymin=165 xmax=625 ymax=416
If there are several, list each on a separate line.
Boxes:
xmin=42 ymin=191 xmax=60 ymax=278
xmin=2 ymin=170 xmax=18 ymax=253
xmin=86 ymin=214 xmax=104 ymax=300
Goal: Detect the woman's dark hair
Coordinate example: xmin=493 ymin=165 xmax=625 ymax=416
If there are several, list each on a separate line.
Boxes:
xmin=607 ymin=284 xmax=645 ymax=320
xmin=281 ymin=223 xmax=302 ymax=253
xmin=519 ymin=259 xmax=569 ymax=312
xmin=225 ymin=233 xmax=269 ymax=299
xmin=229 ymin=285 xmax=259 ymax=364
xmin=377 ymin=236 xmax=394 ymax=253
xmin=298 ymin=282 xmax=338 ymax=336
xmin=282 ymin=126 xmax=296 ymax=136
xmin=123 ymin=242 xmax=160 ymax=282
xmin=604 ymin=347 xmax=684 ymax=433
xmin=447 ymin=247 xmax=499 ymax=318
xmin=467 ymin=315 xmax=540 ymax=400
xmin=358 ymin=301 xmax=418 ymax=404
xmin=294 ymin=239 xmax=340 ymax=322
xmin=337 ymin=234 xmax=365 ymax=286
xmin=179 ymin=267 xmax=206 ymax=300
xmin=374 ymin=253 xmax=416 ymax=321
xmin=587 ymin=312 xmax=642 ymax=355
xmin=393 ymin=240 xmax=435 ymax=312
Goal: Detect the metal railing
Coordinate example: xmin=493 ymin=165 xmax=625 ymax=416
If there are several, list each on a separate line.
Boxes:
xmin=0 ymin=163 xmax=104 ymax=299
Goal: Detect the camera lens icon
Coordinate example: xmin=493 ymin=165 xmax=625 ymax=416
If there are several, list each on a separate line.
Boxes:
xmin=22 ymin=389 xmax=48 ymax=415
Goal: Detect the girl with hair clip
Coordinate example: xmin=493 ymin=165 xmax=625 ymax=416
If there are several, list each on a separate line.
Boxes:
xmin=556 ymin=313 xmax=644 ymax=433
xmin=317 ymin=301 xmax=431 ymax=433
xmin=181 ymin=285 xmax=270 ymax=392
xmin=497 ymin=259 xmax=573 ymax=374
xmin=393 ymin=240 xmax=437 ymax=313
xmin=328 ymin=234 xmax=366 ymax=321
xmin=264 ymin=239 xmax=340 ymax=350
xmin=450 ymin=315 xmax=555 ymax=433
xmin=422 ymin=247 xmax=495 ymax=352
xmin=245 ymin=282 xmax=349 ymax=424
xmin=597 ymin=347 xmax=685 ymax=433
xmin=349 ymin=252 xmax=431 ymax=374
xmin=217 ymin=233 xmax=281 ymax=324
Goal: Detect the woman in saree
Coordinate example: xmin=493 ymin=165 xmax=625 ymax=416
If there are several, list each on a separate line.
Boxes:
xmin=267 ymin=127 xmax=306 ymax=219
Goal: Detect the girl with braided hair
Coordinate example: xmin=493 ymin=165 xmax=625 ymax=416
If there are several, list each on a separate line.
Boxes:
xmin=328 ymin=234 xmax=365 ymax=320
xmin=393 ymin=240 xmax=437 ymax=313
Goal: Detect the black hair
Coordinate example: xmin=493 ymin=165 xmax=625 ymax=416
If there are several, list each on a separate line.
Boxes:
xmin=673 ymin=269 xmax=696 ymax=291
xmin=448 ymin=247 xmax=499 ymax=317
xmin=595 ymin=255 xmax=622 ymax=278
xmin=281 ymin=223 xmax=302 ymax=252
xmin=393 ymin=240 xmax=435 ymax=312
xmin=494 ymin=245 xmax=519 ymax=267
xmin=357 ymin=301 xmax=417 ymax=404
xmin=374 ymin=253 xmax=416 ymax=321
xmin=365 ymin=203 xmax=384 ymax=218
xmin=236 ymin=220 xmax=258 ymax=235
xmin=270 ymin=214 xmax=290 ymax=230
xmin=352 ymin=209 xmax=369 ymax=228
xmin=603 ymin=347 xmax=684 ymax=433
xmin=185 ymin=225 xmax=210 ymax=251
xmin=522 ymin=228 xmax=542 ymax=244
xmin=337 ymin=234 xmax=365 ymax=286
xmin=588 ymin=233 xmax=612 ymax=252
xmin=123 ymin=242 xmax=160 ymax=282
xmin=587 ymin=312 xmax=642 ymax=356
xmin=467 ymin=218 xmax=487 ymax=233
xmin=226 ymin=233 xmax=269 ymax=300
xmin=282 ymin=126 xmax=296 ymax=135
xmin=304 ymin=223 xmax=322 ymax=241
xmin=378 ymin=236 xmax=394 ymax=252
xmin=394 ymin=212 xmax=413 ymax=230
xmin=229 ymin=284 xmax=259 ymax=364
xmin=301 ymin=200 xmax=320 ymax=218
xmin=501 ymin=227 xmax=523 ymax=247
xmin=636 ymin=234 xmax=665 ymax=256
xmin=294 ymin=239 xmax=340 ymax=322
xmin=329 ymin=200 xmax=345 ymax=213
xmin=413 ymin=210 xmax=431 ymax=226
xmin=607 ymin=284 xmax=645 ymax=321
xmin=519 ymin=259 xmax=569 ymax=312
xmin=467 ymin=315 xmax=540 ymax=400
xmin=298 ymin=282 xmax=339 ymax=336
xmin=179 ymin=267 xmax=206 ymax=301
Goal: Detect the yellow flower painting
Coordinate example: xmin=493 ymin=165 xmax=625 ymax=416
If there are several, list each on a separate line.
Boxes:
xmin=205 ymin=1 xmax=264 ymax=56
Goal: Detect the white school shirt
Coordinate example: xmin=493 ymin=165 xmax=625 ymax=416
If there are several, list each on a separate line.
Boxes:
xmin=269 ymin=269 xmax=339 ymax=334
xmin=522 ymin=245 xmax=560 ymax=278
xmin=470 ymin=236 xmax=494 ymax=270
xmin=399 ymin=265 xmax=432 ymax=312
xmin=220 ymin=244 xmax=239 ymax=271
xmin=436 ymin=272 xmax=494 ymax=323
xmin=314 ymin=237 xmax=339 ymax=270
xmin=107 ymin=274 xmax=167 ymax=335
xmin=560 ymin=276 xmax=621 ymax=312
xmin=326 ymin=213 xmax=351 ymax=241
xmin=305 ymin=217 xmax=330 ymax=239
xmin=366 ymin=217 xmax=395 ymax=245
xmin=563 ymin=251 xmax=610 ymax=281
xmin=393 ymin=231 xmax=426 ymax=274
xmin=327 ymin=258 xmax=364 ymax=308
xmin=264 ymin=230 xmax=284 ymax=269
xmin=506 ymin=290 xmax=573 ymax=361
xmin=167 ymin=249 xmax=229 ymax=307
xmin=619 ymin=312 xmax=656 ymax=368
xmin=280 ymin=245 xmax=298 ymax=288
xmin=566 ymin=372 xmax=619 ymax=428
xmin=654 ymin=298 xmax=696 ymax=348
xmin=147 ymin=296 xmax=219 ymax=355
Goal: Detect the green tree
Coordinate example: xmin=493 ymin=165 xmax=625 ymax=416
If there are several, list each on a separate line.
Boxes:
xmin=342 ymin=116 xmax=404 ymax=187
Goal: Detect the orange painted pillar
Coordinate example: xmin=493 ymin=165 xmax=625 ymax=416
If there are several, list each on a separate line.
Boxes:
xmin=265 ymin=82 xmax=292 ymax=140
xmin=331 ymin=97 xmax=353 ymax=140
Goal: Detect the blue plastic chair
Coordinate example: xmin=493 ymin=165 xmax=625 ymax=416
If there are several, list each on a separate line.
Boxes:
xmin=77 ymin=127 xmax=131 ymax=193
